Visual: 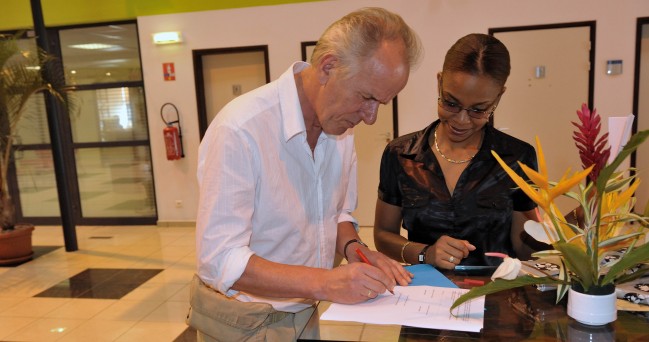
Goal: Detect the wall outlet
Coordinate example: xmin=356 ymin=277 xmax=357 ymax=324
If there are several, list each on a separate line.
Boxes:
xmin=175 ymin=200 xmax=183 ymax=208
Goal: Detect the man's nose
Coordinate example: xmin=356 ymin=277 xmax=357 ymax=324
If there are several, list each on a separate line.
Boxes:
xmin=361 ymin=101 xmax=379 ymax=125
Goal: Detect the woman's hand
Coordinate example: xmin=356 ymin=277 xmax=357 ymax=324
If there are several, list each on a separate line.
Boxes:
xmin=429 ymin=235 xmax=476 ymax=269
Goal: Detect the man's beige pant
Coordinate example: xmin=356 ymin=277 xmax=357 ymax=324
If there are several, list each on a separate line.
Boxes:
xmin=187 ymin=275 xmax=318 ymax=341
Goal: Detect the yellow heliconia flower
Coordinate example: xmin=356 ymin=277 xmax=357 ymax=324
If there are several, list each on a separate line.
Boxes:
xmin=491 ymin=136 xmax=593 ymax=213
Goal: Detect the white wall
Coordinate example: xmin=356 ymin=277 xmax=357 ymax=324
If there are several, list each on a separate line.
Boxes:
xmin=137 ymin=0 xmax=649 ymax=224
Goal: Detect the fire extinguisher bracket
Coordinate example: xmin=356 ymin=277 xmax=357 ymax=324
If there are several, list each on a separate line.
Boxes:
xmin=161 ymin=103 xmax=185 ymax=160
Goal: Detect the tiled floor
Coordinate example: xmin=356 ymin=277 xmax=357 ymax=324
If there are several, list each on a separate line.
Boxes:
xmin=0 ymin=225 xmax=379 ymax=341
xmin=0 ymin=225 xmax=195 ymax=342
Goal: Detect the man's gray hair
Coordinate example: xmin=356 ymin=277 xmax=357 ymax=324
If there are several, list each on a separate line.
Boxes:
xmin=311 ymin=7 xmax=422 ymax=79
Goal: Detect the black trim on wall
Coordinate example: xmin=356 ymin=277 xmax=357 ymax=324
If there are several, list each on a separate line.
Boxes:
xmin=632 ymin=17 xmax=649 ymax=171
xmin=193 ymin=45 xmax=271 ymax=140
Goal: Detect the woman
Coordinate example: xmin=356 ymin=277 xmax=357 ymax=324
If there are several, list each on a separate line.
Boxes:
xmin=374 ymin=33 xmax=541 ymax=269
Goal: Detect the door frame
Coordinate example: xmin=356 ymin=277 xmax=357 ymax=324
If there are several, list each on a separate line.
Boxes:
xmin=192 ymin=45 xmax=270 ymax=140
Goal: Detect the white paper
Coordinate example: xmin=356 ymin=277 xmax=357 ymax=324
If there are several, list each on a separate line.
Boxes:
xmin=320 ymin=285 xmax=484 ymax=333
xmin=608 ymin=114 xmax=635 ymax=163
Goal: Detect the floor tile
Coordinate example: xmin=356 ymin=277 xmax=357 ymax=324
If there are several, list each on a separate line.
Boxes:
xmin=0 ymin=316 xmax=37 ymax=340
xmin=141 ymin=301 xmax=190 ymax=323
xmin=44 ymin=298 xmax=115 ymax=319
xmin=113 ymin=321 xmax=188 ymax=342
xmin=92 ymin=300 xmax=162 ymax=321
xmin=35 ymin=268 xmax=163 ymax=299
xmin=4 ymin=317 xmax=85 ymax=341
xmin=56 ymin=319 xmax=137 ymax=342
xmin=0 ymin=297 xmax=70 ymax=318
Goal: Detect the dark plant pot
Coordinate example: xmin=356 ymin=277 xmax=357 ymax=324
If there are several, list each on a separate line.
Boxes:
xmin=0 ymin=224 xmax=35 ymax=265
xmin=571 ymin=282 xmax=615 ymax=296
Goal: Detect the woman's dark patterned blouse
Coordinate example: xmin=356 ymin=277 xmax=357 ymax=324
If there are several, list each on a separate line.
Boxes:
xmin=378 ymin=120 xmax=538 ymax=266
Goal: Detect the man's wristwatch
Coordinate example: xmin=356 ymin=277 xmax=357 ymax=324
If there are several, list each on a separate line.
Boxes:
xmin=418 ymin=245 xmax=431 ymax=264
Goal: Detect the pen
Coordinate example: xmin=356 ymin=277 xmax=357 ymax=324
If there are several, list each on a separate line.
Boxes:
xmin=463 ymin=278 xmax=485 ymax=286
xmin=355 ymin=248 xmax=395 ymax=295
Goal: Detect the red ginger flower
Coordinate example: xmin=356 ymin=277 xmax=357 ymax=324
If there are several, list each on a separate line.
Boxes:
xmin=572 ymin=103 xmax=610 ymax=183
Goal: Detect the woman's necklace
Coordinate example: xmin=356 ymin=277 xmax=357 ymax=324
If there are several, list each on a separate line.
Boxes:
xmin=433 ymin=125 xmax=478 ymax=164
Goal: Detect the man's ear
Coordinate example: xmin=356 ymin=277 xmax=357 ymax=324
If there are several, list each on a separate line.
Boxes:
xmin=317 ymin=54 xmax=337 ymax=85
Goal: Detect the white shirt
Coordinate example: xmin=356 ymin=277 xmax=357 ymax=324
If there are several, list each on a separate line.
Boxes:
xmin=196 ymin=62 xmax=358 ymax=312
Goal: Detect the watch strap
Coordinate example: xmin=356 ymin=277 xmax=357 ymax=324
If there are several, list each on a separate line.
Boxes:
xmin=418 ymin=245 xmax=431 ymax=264
xmin=343 ymin=239 xmax=367 ymax=260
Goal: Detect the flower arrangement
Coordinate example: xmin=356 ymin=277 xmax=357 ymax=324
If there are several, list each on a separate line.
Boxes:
xmin=451 ymin=104 xmax=649 ymax=311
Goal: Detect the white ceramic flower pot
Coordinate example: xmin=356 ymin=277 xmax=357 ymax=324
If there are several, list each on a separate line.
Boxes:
xmin=567 ymin=287 xmax=617 ymax=326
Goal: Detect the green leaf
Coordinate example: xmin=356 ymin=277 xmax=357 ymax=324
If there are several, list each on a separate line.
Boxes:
xmin=554 ymin=242 xmax=594 ymax=290
xmin=612 ymin=267 xmax=649 ymax=285
xmin=604 ymin=175 xmax=635 ymax=193
xmin=532 ymin=250 xmax=562 ymax=258
xmin=598 ymin=232 xmax=644 ymax=248
xmin=449 ymin=275 xmax=563 ymax=312
xmin=556 ymin=258 xmax=571 ymax=302
xmin=597 ymin=130 xmax=649 ymax=193
xmin=602 ymin=243 xmax=649 ymax=284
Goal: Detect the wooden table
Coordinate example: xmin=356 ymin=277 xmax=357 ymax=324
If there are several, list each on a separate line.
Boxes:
xmin=298 ymin=269 xmax=649 ymax=341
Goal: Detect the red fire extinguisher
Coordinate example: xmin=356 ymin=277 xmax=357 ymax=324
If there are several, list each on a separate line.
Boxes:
xmin=163 ymin=124 xmax=182 ymax=160
xmin=161 ymin=103 xmax=184 ymax=160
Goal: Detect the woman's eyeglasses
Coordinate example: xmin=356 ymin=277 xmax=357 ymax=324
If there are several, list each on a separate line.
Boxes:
xmin=437 ymin=97 xmax=496 ymax=120
xmin=438 ymin=78 xmax=499 ymax=120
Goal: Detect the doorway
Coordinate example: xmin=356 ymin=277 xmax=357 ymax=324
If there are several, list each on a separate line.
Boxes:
xmin=192 ymin=46 xmax=270 ymax=139
xmin=490 ymin=22 xmax=595 ymax=212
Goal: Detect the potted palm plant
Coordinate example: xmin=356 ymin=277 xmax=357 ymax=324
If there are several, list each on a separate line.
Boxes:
xmin=0 ymin=33 xmax=68 ymax=265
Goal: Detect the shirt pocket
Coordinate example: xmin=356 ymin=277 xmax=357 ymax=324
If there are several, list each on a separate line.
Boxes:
xmin=476 ymin=195 xmax=511 ymax=211
xmin=400 ymin=183 xmax=431 ymax=208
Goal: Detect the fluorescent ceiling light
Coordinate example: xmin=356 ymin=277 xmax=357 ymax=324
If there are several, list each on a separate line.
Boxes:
xmin=153 ymin=32 xmax=182 ymax=45
xmin=69 ymin=43 xmax=117 ymax=50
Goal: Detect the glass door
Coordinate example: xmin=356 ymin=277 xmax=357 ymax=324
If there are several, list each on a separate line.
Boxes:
xmin=12 ymin=22 xmax=156 ymax=224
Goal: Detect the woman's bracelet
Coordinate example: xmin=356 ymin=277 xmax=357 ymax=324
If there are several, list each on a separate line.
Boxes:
xmin=400 ymin=241 xmax=412 ymax=264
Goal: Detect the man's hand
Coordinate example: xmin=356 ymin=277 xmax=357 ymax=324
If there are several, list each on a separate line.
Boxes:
xmin=317 ymin=262 xmax=398 ymax=304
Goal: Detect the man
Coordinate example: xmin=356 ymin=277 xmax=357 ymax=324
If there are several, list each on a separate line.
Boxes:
xmin=192 ymin=7 xmax=422 ymax=341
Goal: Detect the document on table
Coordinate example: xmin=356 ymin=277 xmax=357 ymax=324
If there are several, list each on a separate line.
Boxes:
xmin=320 ymin=285 xmax=485 ymax=332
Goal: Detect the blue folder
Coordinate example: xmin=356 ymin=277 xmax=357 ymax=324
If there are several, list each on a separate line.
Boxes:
xmin=405 ymin=264 xmax=458 ymax=288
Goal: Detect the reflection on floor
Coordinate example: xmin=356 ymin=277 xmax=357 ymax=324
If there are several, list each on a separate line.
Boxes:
xmin=35 ymin=269 xmax=163 ymax=300
xmin=0 ymin=225 xmax=378 ymax=341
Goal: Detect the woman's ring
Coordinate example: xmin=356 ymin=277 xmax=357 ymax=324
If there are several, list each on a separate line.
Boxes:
xmin=449 ymin=256 xmax=455 ymax=263
xmin=367 ymin=290 xmax=372 ymax=297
